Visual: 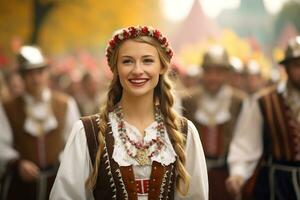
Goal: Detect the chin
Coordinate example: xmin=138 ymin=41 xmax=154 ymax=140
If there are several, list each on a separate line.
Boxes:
xmin=125 ymin=88 xmax=154 ymax=98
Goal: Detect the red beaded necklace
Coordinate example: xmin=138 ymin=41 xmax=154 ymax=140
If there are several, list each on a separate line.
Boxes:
xmin=114 ymin=104 xmax=165 ymax=165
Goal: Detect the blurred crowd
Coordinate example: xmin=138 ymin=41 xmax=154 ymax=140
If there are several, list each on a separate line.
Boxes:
xmin=0 ymin=33 xmax=299 ymax=200
xmin=0 ymin=39 xmax=285 ymax=117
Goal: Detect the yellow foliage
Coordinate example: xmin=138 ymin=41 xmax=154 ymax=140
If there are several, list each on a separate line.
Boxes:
xmin=272 ymin=47 xmax=284 ymax=63
xmin=0 ymin=0 xmax=163 ymax=56
xmin=40 ymin=0 xmax=162 ymax=54
xmin=177 ymin=29 xmax=272 ymax=79
xmin=0 ymin=0 xmax=31 ymax=55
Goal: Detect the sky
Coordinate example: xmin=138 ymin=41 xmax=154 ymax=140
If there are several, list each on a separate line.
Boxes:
xmin=161 ymin=0 xmax=291 ymax=22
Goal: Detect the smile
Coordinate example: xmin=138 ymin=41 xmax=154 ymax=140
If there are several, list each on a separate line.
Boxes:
xmin=129 ymin=78 xmax=149 ymax=86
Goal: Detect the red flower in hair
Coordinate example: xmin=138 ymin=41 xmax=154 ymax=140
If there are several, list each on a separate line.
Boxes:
xmin=106 ymin=26 xmax=173 ymax=69
xmin=167 ymin=49 xmax=173 ymax=57
xmin=113 ymin=35 xmax=120 ymax=43
xmin=109 ymin=39 xmax=116 ymax=48
xmin=141 ymin=27 xmax=149 ymax=35
xmin=123 ymin=30 xmax=129 ymax=39
xmin=129 ymin=27 xmax=137 ymax=37
xmin=161 ymin=37 xmax=167 ymax=45
xmin=154 ymin=30 xmax=161 ymax=39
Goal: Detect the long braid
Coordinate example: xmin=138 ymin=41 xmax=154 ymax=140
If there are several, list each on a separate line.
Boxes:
xmin=86 ymin=35 xmax=190 ymax=195
xmin=157 ymin=74 xmax=190 ymax=196
xmin=85 ymin=74 xmax=122 ymax=189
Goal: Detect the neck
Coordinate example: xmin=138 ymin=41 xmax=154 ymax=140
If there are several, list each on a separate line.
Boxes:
xmin=205 ymin=88 xmax=221 ymax=97
xmin=27 ymin=91 xmax=43 ymax=101
xmin=119 ymin=93 xmax=156 ymax=132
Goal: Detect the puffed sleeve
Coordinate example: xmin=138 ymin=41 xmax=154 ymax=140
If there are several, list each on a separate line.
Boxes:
xmin=175 ymin=120 xmax=209 ymax=200
xmin=50 ymin=120 xmax=94 ymax=200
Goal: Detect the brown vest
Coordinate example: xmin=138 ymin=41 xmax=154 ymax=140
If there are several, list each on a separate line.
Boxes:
xmin=3 ymin=91 xmax=68 ymax=167
xmin=258 ymin=90 xmax=299 ymax=162
xmin=81 ymin=114 xmax=188 ymax=200
xmin=182 ymin=87 xmax=244 ymax=160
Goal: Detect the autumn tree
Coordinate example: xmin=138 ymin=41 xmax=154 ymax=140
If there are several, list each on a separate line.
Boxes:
xmin=0 ymin=0 xmax=164 ymax=55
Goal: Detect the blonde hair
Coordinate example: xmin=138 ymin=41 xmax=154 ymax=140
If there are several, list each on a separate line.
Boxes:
xmin=86 ymin=36 xmax=190 ymax=195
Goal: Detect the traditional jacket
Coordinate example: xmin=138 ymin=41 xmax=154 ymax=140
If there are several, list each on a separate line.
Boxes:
xmin=81 ymin=114 xmax=188 ymax=200
xmin=182 ymin=85 xmax=245 ymax=200
xmin=1 ymin=90 xmax=76 ymax=200
xmin=228 ymin=84 xmax=300 ymax=200
xmin=258 ymin=88 xmax=300 ymax=162
xmin=182 ymin=85 xmax=245 ymax=164
xmin=49 ymin=111 xmax=208 ymax=200
xmin=3 ymin=91 xmax=68 ymax=167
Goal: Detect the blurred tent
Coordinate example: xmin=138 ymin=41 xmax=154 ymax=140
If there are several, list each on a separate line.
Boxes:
xmin=170 ymin=0 xmax=220 ymax=53
xmin=277 ymin=23 xmax=299 ymax=49
xmin=217 ymin=0 xmax=272 ymax=54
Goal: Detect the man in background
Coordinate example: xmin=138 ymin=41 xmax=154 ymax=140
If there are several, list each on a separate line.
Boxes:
xmin=226 ymin=36 xmax=300 ymax=200
xmin=182 ymin=45 xmax=245 ymax=200
xmin=0 ymin=45 xmax=80 ymax=200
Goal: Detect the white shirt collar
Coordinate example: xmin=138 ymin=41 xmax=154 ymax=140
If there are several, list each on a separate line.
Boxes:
xmin=24 ymin=87 xmax=51 ymax=104
xmin=109 ymin=112 xmax=177 ymax=167
xmin=195 ymin=85 xmax=232 ymax=125
xmin=23 ymin=88 xmax=58 ymax=136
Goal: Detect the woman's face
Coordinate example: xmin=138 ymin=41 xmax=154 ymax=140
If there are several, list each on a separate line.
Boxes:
xmin=117 ymin=39 xmax=164 ymax=99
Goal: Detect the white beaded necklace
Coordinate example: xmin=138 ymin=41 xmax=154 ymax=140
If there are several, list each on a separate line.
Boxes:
xmin=114 ymin=104 xmax=165 ymax=165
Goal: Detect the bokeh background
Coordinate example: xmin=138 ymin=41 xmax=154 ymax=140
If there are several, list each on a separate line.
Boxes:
xmin=1 ymin=0 xmax=300 ymax=88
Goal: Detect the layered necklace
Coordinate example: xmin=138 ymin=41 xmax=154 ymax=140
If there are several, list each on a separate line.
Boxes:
xmin=114 ymin=104 xmax=165 ymax=165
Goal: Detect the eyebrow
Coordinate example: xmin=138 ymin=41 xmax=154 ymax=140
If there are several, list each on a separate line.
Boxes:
xmin=119 ymin=55 xmax=155 ymax=59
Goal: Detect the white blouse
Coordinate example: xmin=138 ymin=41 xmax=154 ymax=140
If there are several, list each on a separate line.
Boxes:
xmin=50 ymin=113 xmax=208 ymax=200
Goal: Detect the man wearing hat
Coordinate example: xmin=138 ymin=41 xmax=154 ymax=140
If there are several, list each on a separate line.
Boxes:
xmin=0 ymin=45 xmax=80 ymax=200
xmin=226 ymin=36 xmax=300 ymax=200
xmin=182 ymin=45 xmax=246 ymax=200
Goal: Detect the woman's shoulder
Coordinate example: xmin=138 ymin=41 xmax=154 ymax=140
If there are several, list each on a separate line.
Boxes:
xmin=67 ymin=120 xmax=85 ymax=142
xmin=185 ymin=119 xmax=201 ymax=141
xmin=177 ymin=116 xmax=197 ymax=133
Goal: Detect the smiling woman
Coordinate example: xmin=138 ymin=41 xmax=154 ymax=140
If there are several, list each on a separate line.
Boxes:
xmin=117 ymin=39 xmax=165 ymax=99
xmin=50 ymin=25 xmax=209 ymax=200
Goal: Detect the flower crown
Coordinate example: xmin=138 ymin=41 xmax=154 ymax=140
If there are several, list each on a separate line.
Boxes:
xmin=106 ymin=26 xmax=173 ymax=67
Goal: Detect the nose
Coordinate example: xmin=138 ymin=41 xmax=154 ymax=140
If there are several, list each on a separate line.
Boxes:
xmin=31 ymin=71 xmax=41 ymax=81
xmin=132 ymin=62 xmax=144 ymax=75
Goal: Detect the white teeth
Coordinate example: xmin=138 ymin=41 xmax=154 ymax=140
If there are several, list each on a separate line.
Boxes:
xmin=130 ymin=79 xmax=147 ymax=84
